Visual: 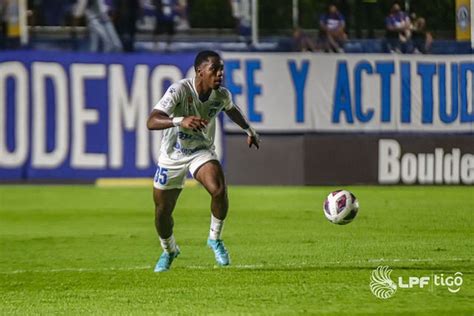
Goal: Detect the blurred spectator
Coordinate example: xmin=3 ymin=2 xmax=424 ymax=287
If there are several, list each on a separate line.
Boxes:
xmin=411 ymin=17 xmax=432 ymax=54
xmin=292 ymin=27 xmax=317 ymax=52
xmin=73 ymin=0 xmax=123 ymax=52
xmin=0 ymin=0 xmax=6 ymax=49
xmin=113 ymin=0 xmax=141 ymax=52
xmin=384 ymin=3 xmax=411 ymax=53
xmin=175 ymin=0 xmax=189 ymax=31
xmin=154 ymin=0 xmax=179 ymax=48
xmin=229 ymin=0 xmax=251 ymax=43
xmin=318 ymin=4 xmax=347 ymax=53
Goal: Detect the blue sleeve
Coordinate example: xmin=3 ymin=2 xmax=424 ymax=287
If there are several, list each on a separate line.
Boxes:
xmin=319 ymin=14 xmax=326 ymax=24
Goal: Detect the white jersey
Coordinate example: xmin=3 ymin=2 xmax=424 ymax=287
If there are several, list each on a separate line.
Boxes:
xmin=154 ymin=78 xmax=235 ymax=160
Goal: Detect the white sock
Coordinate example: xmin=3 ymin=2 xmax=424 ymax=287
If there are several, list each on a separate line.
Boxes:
xmin=159 ymin=234 xmax=177 ymax=253
xmin=209 ymin=214 xmax=224 ymax=240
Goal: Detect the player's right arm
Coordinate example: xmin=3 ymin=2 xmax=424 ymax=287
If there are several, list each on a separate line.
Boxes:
xmin=147 ymin=110 xmax=207 ymax=131
xmin=147 ymin=83 xmax=207 ymax=131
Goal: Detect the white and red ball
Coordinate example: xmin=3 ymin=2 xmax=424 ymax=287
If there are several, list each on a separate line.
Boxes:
xmin=323 ymin=190 xmax=359 ymax=225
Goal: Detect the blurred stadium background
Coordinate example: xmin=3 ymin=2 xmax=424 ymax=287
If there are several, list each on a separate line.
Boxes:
xmin=1 ymin=0 xmax=473 ymax=184
xmin=0 ymin=0 xmax=473 ymax=314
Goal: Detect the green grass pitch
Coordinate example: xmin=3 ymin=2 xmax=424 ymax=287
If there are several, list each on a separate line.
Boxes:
xmin=0 ymin=185 xmax=473 ymax=315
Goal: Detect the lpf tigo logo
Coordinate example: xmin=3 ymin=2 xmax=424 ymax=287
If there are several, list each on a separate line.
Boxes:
xmin=370 ymin=266 xmax=464 ymax=299
xmin=370 ymin=266 xmax=397 ymax=299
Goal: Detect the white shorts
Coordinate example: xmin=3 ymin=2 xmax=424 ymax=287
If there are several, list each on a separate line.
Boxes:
xmin=153 ymin=150 xmax=218 ymax=190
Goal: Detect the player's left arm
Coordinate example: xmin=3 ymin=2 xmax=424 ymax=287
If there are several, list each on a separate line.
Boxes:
xmin=225 ymin=106 xmax=260 ymax=149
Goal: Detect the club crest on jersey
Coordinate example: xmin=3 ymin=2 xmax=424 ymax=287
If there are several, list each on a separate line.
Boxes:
xmin=169 ymin=87 xmax=176 ymax=94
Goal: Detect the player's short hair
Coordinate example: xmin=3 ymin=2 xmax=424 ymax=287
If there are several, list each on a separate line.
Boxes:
xmin=194 ymin=50 xmax=221 ymax=71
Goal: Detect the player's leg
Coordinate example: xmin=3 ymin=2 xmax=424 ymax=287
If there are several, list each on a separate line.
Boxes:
xmin=192 ymin=159 xmax=230 ymax=266
xmin=194 ymin=160 xmax=228 ymax=221
xmin=153 ymin=187 xmax=181 ymax=251
xmin=152 ymin=160 xmax=187 ymax=272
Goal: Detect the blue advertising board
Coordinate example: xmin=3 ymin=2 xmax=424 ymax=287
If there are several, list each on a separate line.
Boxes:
xmin=0 ymin=51 xmax=198 ymax=180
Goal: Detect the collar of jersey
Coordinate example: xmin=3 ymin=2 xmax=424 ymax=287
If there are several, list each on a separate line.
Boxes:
xmin=191 ymin=77 xmax=214 ymax=104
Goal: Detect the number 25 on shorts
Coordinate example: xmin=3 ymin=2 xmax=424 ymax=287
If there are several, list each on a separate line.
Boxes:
xmin=154 ymin=165 xmax=168 ymax=185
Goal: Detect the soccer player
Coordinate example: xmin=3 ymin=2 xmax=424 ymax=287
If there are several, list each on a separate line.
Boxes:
xmin=147 ymin=50 xmax=260 ymax=272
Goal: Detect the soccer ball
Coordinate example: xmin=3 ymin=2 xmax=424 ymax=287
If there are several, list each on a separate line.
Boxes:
xmin=323 ymin=190 xmax=359 ymax=225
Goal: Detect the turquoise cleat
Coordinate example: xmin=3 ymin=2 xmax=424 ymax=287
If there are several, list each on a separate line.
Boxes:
xmin=207 ymin=239 xmax=230 ymax=266
xmin=154 ymin=247 xmax=180 ymax=272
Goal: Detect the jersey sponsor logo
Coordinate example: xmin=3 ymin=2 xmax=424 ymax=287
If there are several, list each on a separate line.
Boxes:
xmin=177 ymin=131 xmax=206 ymax=141
xmin=177 ymin=131 xmax=193 ymax=140
xmin=178 ymin=145 xmax=208 ymax=155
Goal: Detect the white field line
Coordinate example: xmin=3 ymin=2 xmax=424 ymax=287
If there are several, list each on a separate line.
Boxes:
xmin=1 ymin=265 xmax=152 ymax=274
xmin=0 ymin=258 xmax=471 ymax=275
